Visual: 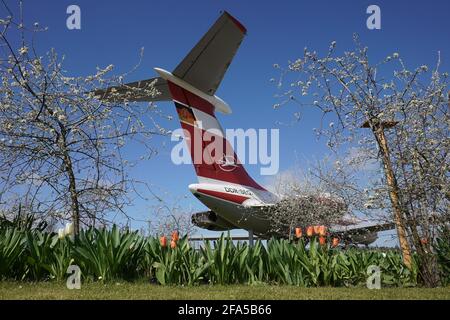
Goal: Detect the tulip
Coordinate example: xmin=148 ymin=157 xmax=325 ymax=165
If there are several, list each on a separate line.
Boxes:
xmin=332 ymin=237 xmax=339 ymax=248
xmin=160 ymin=235 xmax=167 ymax=247
xmin=64 ymin=222 xmax=74 ymax=236
xmin=171 ymin=230 xmax=179 ymax=242
xmin=170 ymin=239 xmax=177 ymax=249
xmin=306 ymin=226 xmax=314 ymax=237
xmin=313 ymin=225 xmax=320 ymax=235
xmin=319 ymin=236 xmax=326 ymax=246
xmin=58 ymin=228 xmax=65 ymax=240
xmin=420 ymin=238 xmax=428 ymax=245
xmin=295 ymin=227 xmax=302 ymax=238
xmin=318 ymin=225 xmax=327 ymax=237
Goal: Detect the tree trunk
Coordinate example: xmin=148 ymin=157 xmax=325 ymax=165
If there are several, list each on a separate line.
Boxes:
xmin=409 ymin=154 xmax=441 ymax=287
xmin=393 ymin=130 xmax=441 ymax=286
xmin=58 ymin=125 xmax=80 ymax=236
xmin=372 ymin=124 xmax=413 ymax=270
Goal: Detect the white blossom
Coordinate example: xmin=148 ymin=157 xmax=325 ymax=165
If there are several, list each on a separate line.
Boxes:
xmin=18 ymin=46 xmax=28 ymax=55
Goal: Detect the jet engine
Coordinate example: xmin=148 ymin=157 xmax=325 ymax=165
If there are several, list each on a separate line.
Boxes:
xmin=191 ymin=210 xmax=237 ymax=231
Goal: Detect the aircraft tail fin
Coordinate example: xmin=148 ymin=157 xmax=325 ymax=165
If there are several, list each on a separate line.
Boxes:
xmin=92 ymin=12 xmax=263 ymax=190
xmin=160 ymin=12 xmax=263 ymax=190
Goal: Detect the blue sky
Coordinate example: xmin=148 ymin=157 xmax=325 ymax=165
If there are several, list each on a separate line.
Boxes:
xmin=7 ymin=0 xmax=450 ymax=244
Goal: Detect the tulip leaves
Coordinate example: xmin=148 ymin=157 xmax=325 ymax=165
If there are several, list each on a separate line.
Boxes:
xmin=0 ymin=226 xmax=423 ymax=286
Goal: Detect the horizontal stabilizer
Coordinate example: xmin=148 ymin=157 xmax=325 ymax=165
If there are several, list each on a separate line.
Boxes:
xmin=92 ymin=11 xmax=246 ymax=106
xmin=93 ymin=77 xmax=171 ymax=102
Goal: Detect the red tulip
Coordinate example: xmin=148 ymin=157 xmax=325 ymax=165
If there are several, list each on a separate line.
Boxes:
xmin=318 ymin=225 xmax=327 ymax=237
xmin=171 ymin=230 xmax=179 ymax=242
xmin=170 ymin=239 xmax=177 ymax=249
xmin=160 ymin=235 xmax=167 ymax=248
xmin=319 ymin=236 xmax=326 ymax=246
xmin=420 ymin=238 xmax=428 ymax=245
xmin=332 ymin=237 xmax=340 ymax=248
xmin=295 ymin=227 xmax=302 ymax=238
xmin=306 ymin=226 xmax=314 ymax=237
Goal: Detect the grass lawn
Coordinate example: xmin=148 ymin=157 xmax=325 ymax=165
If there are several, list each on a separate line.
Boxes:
xmin=0 ymin=281 xmax=449 ymax=300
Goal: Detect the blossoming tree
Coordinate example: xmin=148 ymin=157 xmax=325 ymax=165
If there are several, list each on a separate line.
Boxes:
xmin=0 ymin=3 xmax=167 ymax=235
xmin=274 ymin=34 xmax=449 ymax=287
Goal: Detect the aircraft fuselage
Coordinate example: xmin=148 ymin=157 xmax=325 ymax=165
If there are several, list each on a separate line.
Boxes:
xmin=189 ymin=182 xmax=277 ymax=235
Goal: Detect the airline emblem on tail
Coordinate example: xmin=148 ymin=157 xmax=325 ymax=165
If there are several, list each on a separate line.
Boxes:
xmin=217 ymin=154 xmax=238 ymax=172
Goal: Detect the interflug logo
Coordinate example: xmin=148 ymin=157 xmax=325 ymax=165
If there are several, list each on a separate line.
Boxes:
xmin=217 ymin=154 xmax=239 ymax=172
xmin=170 ymin=124 xmax=280 ymax=176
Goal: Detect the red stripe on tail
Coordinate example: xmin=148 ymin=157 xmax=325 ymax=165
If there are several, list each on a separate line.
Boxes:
xmin=167 ymin=81 xmax=265 ymax=191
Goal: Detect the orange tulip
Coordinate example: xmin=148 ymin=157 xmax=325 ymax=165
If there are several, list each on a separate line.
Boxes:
xmin=332 ymin=237 xmax=340 ymax=248
xmin=306 ymin=226 xmax=314 ymax=237
xmin=318 ymin=225 xmax=327 ymax=237
xmin=319 ymin=236 xmax=326 ymax=246
xmin=313 ymin=225 xmax=320 ymax=235
xmin=170 ymin=239 xmax=177 ymax=249
xmin=171 ymin=230 xmax=179 ymax=242
xmin=160 ymin=235 xmax=167 ymax=248
xmin=295 ymin=227 xmax=302 ymax=238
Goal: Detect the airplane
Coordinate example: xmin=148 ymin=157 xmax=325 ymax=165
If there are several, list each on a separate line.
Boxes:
xmin=94 ymin=11 xmax=395 ymax=245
